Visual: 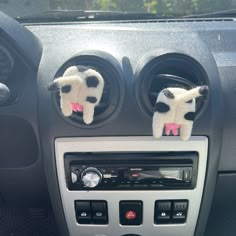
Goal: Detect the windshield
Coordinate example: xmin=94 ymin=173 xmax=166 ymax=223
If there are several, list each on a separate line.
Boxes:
xmin=1 ymin=0 xmax=236 ymax=21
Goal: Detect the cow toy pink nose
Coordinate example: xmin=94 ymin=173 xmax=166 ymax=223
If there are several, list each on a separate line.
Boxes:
xmin=71 ymin=103 xmax=83 ymax=112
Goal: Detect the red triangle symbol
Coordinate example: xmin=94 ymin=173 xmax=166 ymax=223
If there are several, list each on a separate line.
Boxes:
xmin=125 ymin=211 xmax=137 ymax=220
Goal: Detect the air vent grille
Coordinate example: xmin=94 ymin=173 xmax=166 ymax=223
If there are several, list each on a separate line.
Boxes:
xmin=0 ymin=42 xmax=26 ymax=106
xmin=53 ymin=54 xmax=124 ymax=128
xmin=135 ymin=53 xmax=208 ymax=119
xmin=148 ymin=74 xmax=194 ymax=105
xmin=0 ymin=46 xmax=14 ymax=82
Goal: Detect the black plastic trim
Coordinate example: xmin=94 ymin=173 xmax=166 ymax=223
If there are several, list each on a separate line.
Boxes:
xmin=0 ymin=12 xmax=42 ymax=68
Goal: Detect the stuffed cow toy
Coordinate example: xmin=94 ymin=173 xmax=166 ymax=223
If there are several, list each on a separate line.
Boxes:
xmin=48 ymin=65 xmax=104 ymax=124
xmin=152 ymin=86 xmax=208 ymax=140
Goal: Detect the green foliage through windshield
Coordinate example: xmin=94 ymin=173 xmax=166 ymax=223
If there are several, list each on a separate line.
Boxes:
xmin=0 ymin=0 xmax=235 ymax=19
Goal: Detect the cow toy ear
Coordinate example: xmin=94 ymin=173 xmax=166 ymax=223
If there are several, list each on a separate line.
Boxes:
xmin=152 ymin=86 xmax=208 ymax=141
xmin=48 ymin=81 xmax=59 ymax=91
xmin=48 ymin=66 xmax=105 ymax=124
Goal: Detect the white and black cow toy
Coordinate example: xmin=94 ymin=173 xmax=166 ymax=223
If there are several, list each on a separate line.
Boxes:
xmin=48 ymin=65 xmax=104 ymax=124
xmin=152 ymin=86 xmax=208 ymax=141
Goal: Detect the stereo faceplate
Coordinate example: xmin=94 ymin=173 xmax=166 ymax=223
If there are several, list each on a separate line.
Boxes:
xmin=65 ymin=153 xmax=198 ymax=190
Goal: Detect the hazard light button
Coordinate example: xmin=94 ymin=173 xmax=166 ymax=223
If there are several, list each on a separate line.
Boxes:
xmin=125 ymin=210 xmax=137 ymax=220
xmin=120 ymin=201 xmax=143 ymax=225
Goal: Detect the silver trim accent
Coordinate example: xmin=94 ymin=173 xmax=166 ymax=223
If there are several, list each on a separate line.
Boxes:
xmin=55 ymin=136 xmax=208 ymax=236
xmin=103 ymin=174 xmax=112 ymax=178
xmin=82 ymin=172 xmax=101 ymax=188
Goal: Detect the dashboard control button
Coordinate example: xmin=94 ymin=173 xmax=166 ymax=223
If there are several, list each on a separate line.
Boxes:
xmin=150 ymin=184 xmax=164 ymax=188
xmin=71 ymin=172 xmax=78 ymax=183
xmin=133 ymin=184 xmax=149 ymax=189
xmin=120 ymin=201 xmax=142 ymax=225
xmin=125 ymin=211 xmax=137 ymax=220
xmin=81 ymin=167 xmax=102 ymax=188
xmin=111 ymin=178 xmax=118 ymax=184
xmin=75 ymin=201 xmax=91 ymax=224
xmin=131 ymin=173 xmax=139 ymax=178
xmin=103 ymin=179 xmax=110 ymax=185
xmin=111 ymin=170 xmax=118 ymax=176
xmin=91 ymin=201 xmax=108 ymax=224
xmin=154 ymin=201 xmax=171 ymax=224
xmin=183 ymin=169 xmax=192 ymax=182
xmin=172 ymin=200 xmax=188 ymax=223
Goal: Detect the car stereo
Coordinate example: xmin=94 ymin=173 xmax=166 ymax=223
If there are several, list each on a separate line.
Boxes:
xmin=64 ymin=152 xmax=198 ymax=190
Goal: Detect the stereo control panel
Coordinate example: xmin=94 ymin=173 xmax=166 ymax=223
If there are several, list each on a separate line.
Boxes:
xmin=55 ymin=137 xmax=208 ymax=236
xmin=65 ymin=152 xmax=198 ymax=190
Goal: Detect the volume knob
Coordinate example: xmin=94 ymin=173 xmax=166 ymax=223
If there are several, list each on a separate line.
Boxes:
xmin=81 ymin=167 xmax=102 ymax=188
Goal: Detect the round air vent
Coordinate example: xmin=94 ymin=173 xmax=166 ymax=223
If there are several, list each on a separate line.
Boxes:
xmin=0 ymin=46 xmax=14 ymax=82
xmin=53 ymin=51 xmax=124 ymax=128
xmin=135 ymin=52 xmax=209 ymax=119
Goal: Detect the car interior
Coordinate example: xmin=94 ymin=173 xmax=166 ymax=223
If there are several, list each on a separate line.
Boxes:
xmin=0 ymin=0 xmax=235 ymax=236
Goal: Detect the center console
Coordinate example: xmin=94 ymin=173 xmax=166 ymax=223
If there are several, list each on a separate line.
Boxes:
xmin=55 ymin=136 xmax=208 ymax=236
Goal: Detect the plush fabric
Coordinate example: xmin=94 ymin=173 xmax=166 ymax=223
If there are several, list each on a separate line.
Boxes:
xmin=152 ymin=86 xmax=208 ymax=140
xmin=48 ymin=65 xmax=104 ymax=124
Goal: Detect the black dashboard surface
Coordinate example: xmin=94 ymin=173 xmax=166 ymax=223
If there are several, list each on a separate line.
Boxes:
xmin=1 ymin=12 xmax=236 ymax=236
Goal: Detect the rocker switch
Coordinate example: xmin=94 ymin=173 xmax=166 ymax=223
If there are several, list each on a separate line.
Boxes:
xmin=91 ymin=201 xmax=108 ymax=224
xmin=172 ymin=200 xmax=188 ymax=223
xmin=155 ymin=201 xmax=171 ymax=224
xmin=75 ymin=201 xmax=91 ymax=224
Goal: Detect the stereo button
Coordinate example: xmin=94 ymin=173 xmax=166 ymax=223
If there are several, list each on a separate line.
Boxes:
xmin=111 ymin=178 xmax=118 ymax=184
xmin=183 ymin=169 xmax=192 ymax=182
xmin=111 ymin=170 xmax=118 ymax=175
xmin=103 ymin=179 xmax=110 ymax=185
xmin=71 ymin=172 xmax=78 ymax=184
xmin=81 ymin=167 xmax=102 ymax=188
xmin=131 ymin=173 xmax=139 ymax=178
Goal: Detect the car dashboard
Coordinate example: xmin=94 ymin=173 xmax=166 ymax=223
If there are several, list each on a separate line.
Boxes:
xmin=0 ymin=11 xmax=235 ymax=236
